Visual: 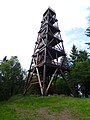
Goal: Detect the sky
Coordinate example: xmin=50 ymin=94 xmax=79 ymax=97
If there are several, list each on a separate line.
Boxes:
xmin=0 ymin=0 xmax=90 ymax=70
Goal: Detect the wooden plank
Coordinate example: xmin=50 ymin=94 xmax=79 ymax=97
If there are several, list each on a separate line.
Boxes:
xmin=34 ymin=54 xmax=44 ymax=95
xmin=36 ymin=66 xmax=43 ymax=95
xmin=31 ymin=81 xmax=43 ymax=85
xmin=23 ymin=69 xmax=34 ymax=95
xmin=45 ymin=68 xmax=58 ymax=94
xmin=60 ymin=69 xmax=76 ymax=96
xmin=47 ymin=49 xmax=55 ymax=63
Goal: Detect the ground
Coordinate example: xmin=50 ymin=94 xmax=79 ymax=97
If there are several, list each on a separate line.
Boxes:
xmin=0 ymin=95 xmax=90 ymax=120
xmin=15 ymin=107 xmax=76 ymax=120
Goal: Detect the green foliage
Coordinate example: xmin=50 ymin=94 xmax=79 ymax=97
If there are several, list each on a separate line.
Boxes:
xmin=70 ymin=44 xmax=78 ymax=64
xmin=70 ymin=60 xmax=90 ymax=83
xmin=85 ymin=12 xmax=90 ymax=49
xmin=69 ymin=46 xmax=90 ymax=97
xmin=78 ymin=50 xmax=88 ymax=62
xmin=28 ymin=84 xmax=41 ymax=95
xmin=69 ymin=45 xmax=88 ymax=65
xmin=0 ymin=56 xmax=25 ymax=101
xmin=85 ymin=27 xmax=90 ymax=37
xmin=52 ymin=78 xmax=71 ymax=95
xmin=70 ymin=60 xmax=90 ymax=97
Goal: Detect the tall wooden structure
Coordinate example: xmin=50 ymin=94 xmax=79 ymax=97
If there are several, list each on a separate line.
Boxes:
xmin=24 ymin=8 xmax=75 ymax=96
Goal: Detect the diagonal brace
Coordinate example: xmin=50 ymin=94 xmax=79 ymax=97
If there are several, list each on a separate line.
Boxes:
xmin=45 ymin=68 xmax=58 ymax=95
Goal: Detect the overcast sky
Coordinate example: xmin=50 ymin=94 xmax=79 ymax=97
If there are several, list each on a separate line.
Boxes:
xmin=0 ymin=0 xmax=90 ymax=70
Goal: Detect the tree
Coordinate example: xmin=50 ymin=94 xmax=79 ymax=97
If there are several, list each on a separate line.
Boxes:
xmin=0 ymin=56 xmax=25 ymax=101
xmin=53 ymin=78 xmax=71 ymax=95
xmin=69 ymin=44 xmax=78 ymax=65
xmin=70 ymin=60 xmax=90 ymax=97
xmin=77 ymin=50 xmax=88 ymax=62
xmin=85 ymin=27 xmax=90 ymax=49
xmin=69 ymin=45 xmax=89 ymax=97
xmin=85 ymin=9 xmax=90 ymax=48
xmin=85 ymin=27 xmax=90 ymax=37
xmin=69 ymin=45 xmax=88 ymax=64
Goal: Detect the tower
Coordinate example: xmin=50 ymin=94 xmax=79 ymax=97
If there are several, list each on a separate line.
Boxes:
xmin=24 ymin=8 xmax=75 ymax=96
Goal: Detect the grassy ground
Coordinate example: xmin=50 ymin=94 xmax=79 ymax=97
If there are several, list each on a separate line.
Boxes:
xmin=0 ymin=95 xmax=90 ymax=120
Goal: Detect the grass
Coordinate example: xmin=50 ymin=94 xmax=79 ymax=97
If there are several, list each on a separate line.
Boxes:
xmin=0 ymin=95 xmax=90 ymax=120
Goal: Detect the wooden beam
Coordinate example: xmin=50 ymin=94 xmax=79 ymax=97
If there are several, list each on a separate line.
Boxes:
xmin=25 ymin=69 xmax=34 ymax=87
xmin=34 ymin=54 xmax=43 ymax=95
xmin=36 ymin=66 xmax=43 ymax=95
xmin=45 ymin=68 xmax=58 ymax=95
xmin=48 ymin=38 xmax=54 ymax=46
xmin=23 ymin=69 xmax=34 ymax=95
xmin=60 ymin=69 xmax=76 ymax=96
xmin=41 ymin=38 xmax=45 ymax=46
xmin=49 ymin=27 xmax=54 ymax=35
xmin=31 ymin=81 xmax=43 ymax=85
xmin=47 ymin=49 xmax=55 ymax=63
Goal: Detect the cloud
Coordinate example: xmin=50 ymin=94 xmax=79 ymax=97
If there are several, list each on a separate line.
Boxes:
xmin=64 ymin=28 xmax=90 ymax=54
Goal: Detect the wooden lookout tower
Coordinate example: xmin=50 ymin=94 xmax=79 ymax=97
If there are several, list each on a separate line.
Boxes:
xmin=24 ymin=8 xmax=75 ymax=96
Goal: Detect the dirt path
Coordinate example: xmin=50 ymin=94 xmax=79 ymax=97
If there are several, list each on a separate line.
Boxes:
xmin=15 ymin=107 xmax=76 ymax=120
xmin=37 ymin=108 xmax=76 ymax=120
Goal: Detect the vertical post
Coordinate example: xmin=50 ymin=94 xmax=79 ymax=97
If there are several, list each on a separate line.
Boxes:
xmin=56 ymin=53 xmax=58 ymax=65
xmin=36 ymin=54 xmax=43 ymax=95
xmin=43 ymin=62 xmax=46 ymax=95
xmin=43 ymin=9 xmax=49 ymax=95
xmin=43 ymin=28 xmax=47 ymax=95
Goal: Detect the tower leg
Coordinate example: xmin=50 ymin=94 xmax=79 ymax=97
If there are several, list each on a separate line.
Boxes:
xmin=36 ymin=67 xmax=43 ymax=95
xmin=23 ymin=70 xmax=34 ymax=95
xmin=43 ymin=64 xmax=46 ymax=95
